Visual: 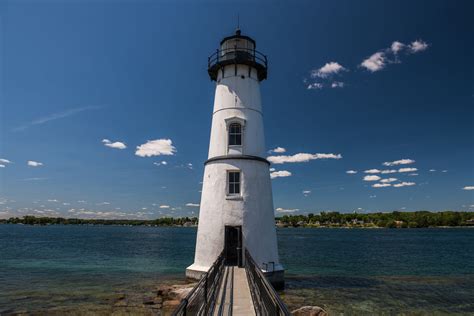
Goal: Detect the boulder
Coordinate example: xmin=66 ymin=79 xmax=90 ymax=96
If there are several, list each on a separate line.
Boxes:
xmin=292 ymin=306 xmax=328 ymax=316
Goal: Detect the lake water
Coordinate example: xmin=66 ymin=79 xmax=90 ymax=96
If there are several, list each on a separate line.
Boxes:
xmin=0 ymin=225 xmax=473 ymax=315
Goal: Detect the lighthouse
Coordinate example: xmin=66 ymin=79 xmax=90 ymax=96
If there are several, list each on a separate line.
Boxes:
xmin=186 ymin=29 xmax=284 ymax=287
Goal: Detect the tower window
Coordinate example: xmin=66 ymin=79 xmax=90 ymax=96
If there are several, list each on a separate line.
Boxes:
xmin=228 ymin=171 xmax=241 ymax=195
xmin=228 ymin=123 xmax=242 ymax=146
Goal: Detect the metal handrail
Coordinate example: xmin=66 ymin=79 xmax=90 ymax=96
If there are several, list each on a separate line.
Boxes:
xmin=245 ymin=249 xmax=290 ymax=316
xmin=172 ymin=250 xmax=225 ymax=316
xmin=208 ymin=47 xmax=268 ymax=69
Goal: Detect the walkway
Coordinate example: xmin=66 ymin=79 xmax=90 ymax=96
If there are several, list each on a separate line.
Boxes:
xmin=213 ymin=266 xmax=256 ymax=316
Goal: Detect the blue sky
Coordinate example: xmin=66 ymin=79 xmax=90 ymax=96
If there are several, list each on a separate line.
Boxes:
xmin=0 ymin=0 xmax=473 ymax=219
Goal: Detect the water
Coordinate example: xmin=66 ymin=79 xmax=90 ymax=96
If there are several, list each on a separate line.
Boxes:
xmin=0 ymin=225 xmax=473 ymax=315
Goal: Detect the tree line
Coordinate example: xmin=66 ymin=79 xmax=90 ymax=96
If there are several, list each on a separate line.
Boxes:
xmin=0 ymin=216 xmax=198 ymax=226
xmin=276 ymin=211 xmax=474 ymax=228
xmin=0 ymin=211 xmax=473 ymax=228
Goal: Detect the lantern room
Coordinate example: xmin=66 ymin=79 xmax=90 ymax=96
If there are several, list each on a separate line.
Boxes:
xmin=208 ymin=29 xmax=268 ymax=82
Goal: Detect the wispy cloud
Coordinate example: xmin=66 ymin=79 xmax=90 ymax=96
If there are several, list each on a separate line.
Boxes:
xmin=153 ymin=161 xmax=168 ymax=167
xmin=186 ymin=203 xmax=200 ymax=207
xmin=303 ymin=190 xmax=311 ymax=196
xmin=275 ymin=207 xmax=299 ymax=213
xmin=372 ymin=183 xmax=391 ymax=188
xmin=27 ymin=160 xmax=43 ymax=167
xmin=267 ymin=153 xmax=342 ymax=164
xmin=398 ymin=167 xmax=418 ymax=173
xmin=381 ymin=169 xmax=397 ymax=174
xmin=346 ymin=170 xmax=358 ymax=174
xmin=364 ymin=175 xmax=381 ymax=181
xmin=364 ymin=169 xmax=381 ymax=174
xmin=270 ymin=170 xmax=292 ymax=179
xmin=268 ymin=147 xmax=286 ymax=154
xmin=311 ymin=62 xmax=347 ymax=78
xmin=135 ymin=139 xmax=176 ymax=157
xmin=102 ymin=139 xmax=127 ymax=150
xmin=383 ymin=159 xmax=415 ymax=166
xmin=307 ymin=62 xmax=347 ymax=90
xmin=463 ymin=186 xmax=474 ymax=191
xmin=307 ymin=82 xmax=323 ymax=90
xmin=361 ymin=52 xmax=386 ymax=72
xmin=393 ymin=182 xmax=416 ymax=187
xmin=13 ymin=106 xmax=101 ymax=132
xmin=380 ymin=178 xmax=398 ymax=183
xmin=409 ymin=40 xmax=429 ymax=53
xmin=361 ymin=39 xmax=429 ymax=73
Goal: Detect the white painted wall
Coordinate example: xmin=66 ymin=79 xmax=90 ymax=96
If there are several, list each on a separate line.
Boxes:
xmin=187 ymin=63 xmax=283 ymax=277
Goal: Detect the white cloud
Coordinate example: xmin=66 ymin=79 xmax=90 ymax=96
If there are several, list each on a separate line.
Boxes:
xmin=13 ymin=106 xmax=101 ymax=132
xmin=331 ymin=81 xmax=344 ymax=88
xmin=391 ymin=41 xmax=405 ymax=54
xmin=364 ymin=175 xmax=381 ymax=181
xmin=135 ymin=139 xmax=176 ymax=157
xmin=269 ymin=168 xmax=276 ymax=172
xmin=442 ymin=170 xmax=448 ymax=173
xmin=47 ymin=199 xmax=59 ymax=202
xmin=361 ymin=52 xmax=385 ymax=72
xmin=346 ymin=170 xmax=358 ymax=174
xmin=429 ymin=169 xmax=436 ymax=172
xmin=0 ymin=159 xmax=12 ymax=164
xmin=0 ymin=164 xmax=4 ymax=168
xmin=186 ymin=203 xmax=200 ymax=207
xmin=393 ymin=182 xmax=416 ymax=187
xmin=307 ymin=82 xmax=323 ymax=90
xmin=381 ymin=169 xmax=397 ymax=174
xmin=96 ymin=202 xmax=110 ymax=205
xmin=380 ymin=178 xmax=398 ymax=183
xmin=27 ymin=160 xmax=43 ymax=167
xmin=187 ymin=163 xmax=193 ymax=169
xmin=311 ymin=62 xmax=346 ymax=78
xmin=303 ymin=190 xmax=311 ymax=196
xmin=409 ymin=40 xmax=429 ymax=53
xmin=102 ymin=139 xmax=127 ymax=149
xmin=269 ymin=147 xmax=286 ymax=153
xmin=463 ymin=186 xmax=474 ymax=191
xmin=159 ymin=205 xmax=170 ymax=209
xmin=270 ymin=170 xmax=292 ymax=179
xmin=383 ymin=159 xmax=415 ymax=166
xmin=408 ymin=173 xmax=418 ymax=176
xmin=373 ymin=183 xmax=391 ymax=188
xmin=275 ymin=207 xmax=299 ymax=213
xmin=267 ymin=153 xmax=342 ymax=164
xmin=398 ymin=167 xmax=418 ymax=173
xmin=364 ymin=169 xmax=381 ymax=174
xmin=153 ymin=161 xmax=168 ymax=167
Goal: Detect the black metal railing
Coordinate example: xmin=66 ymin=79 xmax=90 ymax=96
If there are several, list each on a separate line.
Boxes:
xmin=208 ymin=47 xmax=268 ymax=70
xmin=245 ymin=249 xmax=290 ymax=316
xmin=207 ymin=47 xmax=268 ymax=81
xmin=172 ymin=251 xmax=225 ymax=316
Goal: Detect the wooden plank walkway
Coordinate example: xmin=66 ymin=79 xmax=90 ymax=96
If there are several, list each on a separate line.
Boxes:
xmin=213 ymin=266 xmax=256 ymax=316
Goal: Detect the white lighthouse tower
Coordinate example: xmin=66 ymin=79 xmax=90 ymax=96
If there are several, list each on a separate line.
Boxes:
xmin=186 ymin=29 xmax=284 ymax=287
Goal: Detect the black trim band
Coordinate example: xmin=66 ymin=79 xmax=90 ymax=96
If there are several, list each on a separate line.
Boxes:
xmin=204 ymin=155 xmax=270 ymax=166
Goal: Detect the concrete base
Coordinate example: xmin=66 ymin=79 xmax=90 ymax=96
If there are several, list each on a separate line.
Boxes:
xmin=264 ymin=269 xmax=285 ymax=290
xmin=185 ymin=264 xmax=208 ymax=280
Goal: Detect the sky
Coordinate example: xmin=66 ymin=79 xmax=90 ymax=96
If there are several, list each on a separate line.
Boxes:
xmin=0 ymin=0 xmax=473 ymax=219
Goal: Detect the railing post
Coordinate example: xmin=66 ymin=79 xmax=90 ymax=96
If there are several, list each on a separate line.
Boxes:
xmin=204 ymin=275 xmax=208 ymax=304
xmin=183 ymin=298 xmax=188 ymax=316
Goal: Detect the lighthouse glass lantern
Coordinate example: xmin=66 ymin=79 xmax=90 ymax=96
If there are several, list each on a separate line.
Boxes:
xmin=186 ymin=29 xmax=284 ymax=288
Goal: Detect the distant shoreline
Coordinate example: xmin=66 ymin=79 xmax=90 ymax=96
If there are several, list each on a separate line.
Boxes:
xmin=1 ymin=211 xmax=473 ymax=229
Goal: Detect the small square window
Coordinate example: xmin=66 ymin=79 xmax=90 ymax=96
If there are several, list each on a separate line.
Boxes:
xmin=228 ymin=171 xmax=241 ymax=195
